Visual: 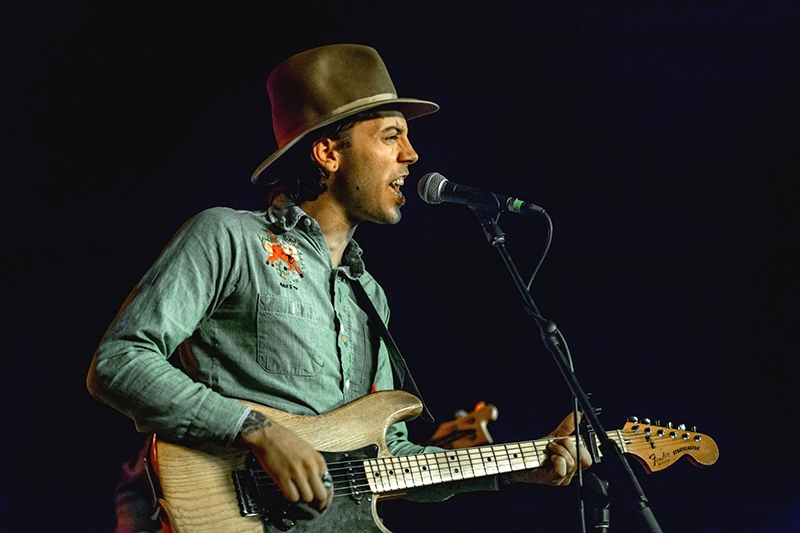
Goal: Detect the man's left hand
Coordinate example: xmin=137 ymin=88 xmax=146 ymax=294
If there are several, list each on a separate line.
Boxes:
xmin=507 ymin=412 xmax=592 ymax=486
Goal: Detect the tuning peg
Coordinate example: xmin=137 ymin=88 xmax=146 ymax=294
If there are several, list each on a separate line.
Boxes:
xmin=453 ymin=409 xmax=468 ymax=419
xmin=642 ymin=418 xmax=651 ymax=425
xmin=678 ymin=424 xmax=686 ymax=431
xmin=667 ymin=422 xmax=674 ymax=429
xmin=628 ymin=416 xmax=639 ymax=423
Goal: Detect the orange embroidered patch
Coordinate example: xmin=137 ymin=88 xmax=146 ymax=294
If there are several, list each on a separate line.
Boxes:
xmin=258 ymin=230 xmax=305 ymax=289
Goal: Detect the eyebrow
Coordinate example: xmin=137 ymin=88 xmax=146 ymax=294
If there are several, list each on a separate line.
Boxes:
xmin=380 ymin=125 xmax=405 ymax=135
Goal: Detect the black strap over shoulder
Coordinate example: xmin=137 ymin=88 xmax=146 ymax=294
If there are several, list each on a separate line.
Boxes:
xmin=350 ymin=279 xmax=434 ymax=423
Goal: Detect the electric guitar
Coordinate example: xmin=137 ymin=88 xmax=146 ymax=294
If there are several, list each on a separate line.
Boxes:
xmin=149 ymin=390 xmax=718 ymax=533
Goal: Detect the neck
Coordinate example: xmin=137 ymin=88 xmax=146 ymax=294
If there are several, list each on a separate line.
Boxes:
xmin=299 ymin=198 xmax=358 ymax=268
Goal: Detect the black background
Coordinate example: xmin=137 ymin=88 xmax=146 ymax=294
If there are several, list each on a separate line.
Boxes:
xmin=2 ymin=2 xmax=798 ymax=532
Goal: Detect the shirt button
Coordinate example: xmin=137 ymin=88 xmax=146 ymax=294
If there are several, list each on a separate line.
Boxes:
xmin=345 ymin=380 xmax=351 ymax=389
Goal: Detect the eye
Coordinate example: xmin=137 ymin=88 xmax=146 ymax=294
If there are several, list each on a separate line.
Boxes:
xmin=384 ymin=128 xmax=403 ymax=142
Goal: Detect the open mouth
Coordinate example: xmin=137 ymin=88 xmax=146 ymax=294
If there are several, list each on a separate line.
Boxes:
xmin=390 ymin=177 xmax=405 ymax=198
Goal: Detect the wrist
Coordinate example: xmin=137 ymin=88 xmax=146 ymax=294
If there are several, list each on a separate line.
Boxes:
xmin=236 ymin=408 xmax=273 ymax=448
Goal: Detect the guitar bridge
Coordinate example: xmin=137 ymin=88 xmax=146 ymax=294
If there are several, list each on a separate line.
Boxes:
xmin=232 ymin=468 xmax=262 ymax=517
xmin=231 ymin=445 xmax=380 ymax=531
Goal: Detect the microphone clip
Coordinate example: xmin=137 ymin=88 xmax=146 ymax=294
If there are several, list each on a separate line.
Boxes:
xmin=470 ymin=207 xmax=506 ymax=246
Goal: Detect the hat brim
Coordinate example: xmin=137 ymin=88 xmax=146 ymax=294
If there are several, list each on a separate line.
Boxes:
xmin=251 ymin=97 xmax=439 ymax=185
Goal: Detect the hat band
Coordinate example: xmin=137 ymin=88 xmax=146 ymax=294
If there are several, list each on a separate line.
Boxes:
xmin=328 ymin=92 xmax=398 ymax=117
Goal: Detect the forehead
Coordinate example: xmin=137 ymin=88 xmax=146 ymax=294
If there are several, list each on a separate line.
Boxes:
xmin=353 ymin=111 xmax=409 ymax=133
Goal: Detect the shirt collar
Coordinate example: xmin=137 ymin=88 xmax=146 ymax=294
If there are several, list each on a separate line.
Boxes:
xmin=267 ymin=197 xmax=366 ymax=279
xmin=266 ymin=196 xmax=307 ymax=231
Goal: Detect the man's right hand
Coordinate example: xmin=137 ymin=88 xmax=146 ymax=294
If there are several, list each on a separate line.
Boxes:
xmin=237 ymin=409 xmax=333 ymax=512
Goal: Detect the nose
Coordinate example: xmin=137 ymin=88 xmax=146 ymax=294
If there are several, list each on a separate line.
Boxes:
xmin=399 ymin=137 xmax=419 ymax=165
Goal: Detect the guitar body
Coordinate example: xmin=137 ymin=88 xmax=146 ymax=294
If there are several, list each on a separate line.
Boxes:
xmin=151 ymin=390 xmax=423 ymax=533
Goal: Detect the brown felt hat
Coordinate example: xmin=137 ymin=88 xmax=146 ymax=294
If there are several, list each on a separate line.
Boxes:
xmin=251 ymin=44 xmax=439 ymax=185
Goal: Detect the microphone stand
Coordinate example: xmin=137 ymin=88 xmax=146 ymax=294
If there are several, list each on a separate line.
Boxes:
xmin=471 ymin=207 xmax=663 ymax=533
xmin=584 ymin=471 xmax=612 ymax=532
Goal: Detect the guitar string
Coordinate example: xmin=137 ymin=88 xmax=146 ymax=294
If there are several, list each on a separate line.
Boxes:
xmin=244 ymin=436 xmax=593 ymax=497
xmin=236 ymin=429 xmax=700 ymax=502
xmin=239 ymin=431 xmax=666 ymax=498
xmin=245 ymin=443 xmax=547 ymax=498
xmin=244 ymin=431 xmax=631 ymax=488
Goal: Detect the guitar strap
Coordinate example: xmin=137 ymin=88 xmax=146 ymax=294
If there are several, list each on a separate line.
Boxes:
xmin=351 ymin=279 xmax=435 ymax=423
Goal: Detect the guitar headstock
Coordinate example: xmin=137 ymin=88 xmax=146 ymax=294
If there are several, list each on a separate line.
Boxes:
xmin=424 ymin=402 xmax=499 ymax=449
xmin=619 ymin=418 xmax=719 ymax=473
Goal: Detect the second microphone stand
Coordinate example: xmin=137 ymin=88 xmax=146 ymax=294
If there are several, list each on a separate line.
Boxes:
xmin=471 ymin=207 xmax=663 ymax=533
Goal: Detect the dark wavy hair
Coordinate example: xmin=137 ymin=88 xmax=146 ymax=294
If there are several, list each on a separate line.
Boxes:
xmin=263 ymin=110 xmax=385 ymax=206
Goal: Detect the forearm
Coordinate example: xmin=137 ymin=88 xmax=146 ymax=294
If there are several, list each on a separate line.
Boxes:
xmin=87 ymin=208 xmax=250 ymax=443
xmin=88 ymin=335 xmax=248 ymax=444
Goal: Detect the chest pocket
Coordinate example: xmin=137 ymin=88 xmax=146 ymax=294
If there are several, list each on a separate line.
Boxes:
xmin=256 ymin=293 xmax=330 ymax=375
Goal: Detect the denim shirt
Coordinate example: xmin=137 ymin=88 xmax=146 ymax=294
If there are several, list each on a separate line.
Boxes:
xmin=89 ymin=203 xmax=497 ymax=499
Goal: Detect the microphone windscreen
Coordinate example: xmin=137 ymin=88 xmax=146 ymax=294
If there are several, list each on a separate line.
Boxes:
xmin=417 ymin=172 xmax=446 ymax=204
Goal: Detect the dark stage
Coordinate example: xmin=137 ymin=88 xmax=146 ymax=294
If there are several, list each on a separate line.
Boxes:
xmin=2 ymin=2 xmax=798 ymax=532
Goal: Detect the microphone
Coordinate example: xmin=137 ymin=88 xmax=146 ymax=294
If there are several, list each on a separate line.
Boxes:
xmin=417 ymin=172 xmax=546 ymax=216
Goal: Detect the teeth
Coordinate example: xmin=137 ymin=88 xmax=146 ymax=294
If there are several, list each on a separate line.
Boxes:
xmin=390 ymin=178 xmax=405 ymax=198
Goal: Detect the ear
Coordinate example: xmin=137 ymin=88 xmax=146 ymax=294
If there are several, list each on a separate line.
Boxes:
xmin=310 ymin=137 xmax=340 ymax=174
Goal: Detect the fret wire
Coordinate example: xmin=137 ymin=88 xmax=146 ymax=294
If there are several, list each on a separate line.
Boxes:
xmin=379 ymin=455 xmax=397 ymax=492
xmin=452 ymin=449 xmax=465 ymax=481
xmin=434 ymin=450 xmax=450 ymax=483
xmin=504 ymin=442 xmax=522 ymax=471
xmin=427 ymin=451 xmax=442 ymax=483
xmin=466 ymin=448 xmax=485 ymax=478
xmin=436 ymin=451 xmax=451 ymax=483
xmin=492 ymin=444 xmax=505 ymax=473
xmin=481 ymin=445 xmax=497 ymax=476
xmin=414 ymin=452 xmax=433 ymax=486
xmin=498 ymin=443 xmax=512 ymax=473
xmin=399 ymin=454 xmax=415 ymax=489
xmin=462 ymin=448 xmax=477 ymax=478
xmin=531 ymin=439 xmax=543 ymax=469
xmin=389 ymin=456 xmax=404 ymax=490
xmin=528 ymin=441 xmax=543 ymax=469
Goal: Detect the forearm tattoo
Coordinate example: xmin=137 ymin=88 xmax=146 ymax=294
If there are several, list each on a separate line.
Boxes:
xmin=240 ymin=410 xmax=273 ymax=438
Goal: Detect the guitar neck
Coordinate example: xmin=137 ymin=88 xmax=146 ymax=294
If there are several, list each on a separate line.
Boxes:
xmin=364 ymin=430 xmax=624 ymax=493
